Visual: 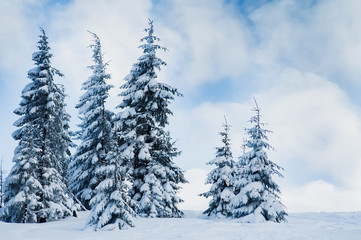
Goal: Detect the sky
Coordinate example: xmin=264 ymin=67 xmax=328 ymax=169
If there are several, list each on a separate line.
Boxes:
xmin=1 ymin=0 xmax=361 ymax=213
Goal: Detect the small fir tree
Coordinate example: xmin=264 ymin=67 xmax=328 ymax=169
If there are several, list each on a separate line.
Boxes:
xmin=2 ymin=28 xmax=73 ymax=223
xmin=200 ymin=117 xmax=235 ymax=218
xmin=231 ymin=99 xmax=287 ymax=223
xmin=68 ymin=32 xmax=114 ymax=210
xmin=0 ymin=158 xmax=5 ymax=208
xmin=86 ymin=143 xmax=136 ymax=231
xmin=115 ymin=19 xmax=187 ymax=218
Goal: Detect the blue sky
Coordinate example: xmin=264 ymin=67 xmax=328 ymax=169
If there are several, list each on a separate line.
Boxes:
xmin=1 ymin=0 xmax=361 ymax=212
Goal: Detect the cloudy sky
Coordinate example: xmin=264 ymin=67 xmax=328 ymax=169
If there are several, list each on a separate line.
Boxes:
xmin=1 ymin=0 xmax=361 ymax=213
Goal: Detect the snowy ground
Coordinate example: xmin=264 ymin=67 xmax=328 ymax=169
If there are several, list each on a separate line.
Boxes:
xmin=1 ymin=210 xmax=360 ymax=240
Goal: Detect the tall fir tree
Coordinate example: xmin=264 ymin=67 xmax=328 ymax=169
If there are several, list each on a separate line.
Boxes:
xmin=83 ymin=33 xmax=136 ymax=230
xmin=231 ymin=99 xmax=287 ymax=223
xmin=68 ymin=32 xmax=114 ymax=210
xmin=115 ymin=19 xmax=187 ymax=218
xmin=2 ymin=28 xmax=73 ymax=223
xmin=200 ymin=117 xmax=235 ymax=218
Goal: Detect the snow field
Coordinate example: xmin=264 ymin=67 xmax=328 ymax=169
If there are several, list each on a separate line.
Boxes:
xmin=1 ymin=211 xmax=360 ymax=240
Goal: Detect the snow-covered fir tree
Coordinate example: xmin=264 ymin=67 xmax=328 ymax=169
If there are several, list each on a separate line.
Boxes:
xmin=86 ymin=146 xmax=136 ymax=231
xmin=115 ymin=19 xmax=187 ymax=218
xmin=2 ymin=28 xmax=73 ymax=223
xmin=200 ymin=117 xmax=235 ymax=218
xmin=68 ymin=32 xmax=114 ymax=210
xmin=231 ymin=100 xmax=287 ymax=223
xmin=0 ymin=158 xmax=5 ymax=208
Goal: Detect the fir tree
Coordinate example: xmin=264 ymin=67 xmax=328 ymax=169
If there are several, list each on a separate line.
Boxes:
xmin=0 ymin=158 xmax=5 ymax=208
xmin=2 ymin=28 xmax=73 ymax=223
xmin=86 ymin=146 xmax=136 ymax=230
xmin=231 ymin=99 xmax=287 ymax=223
xmin=68 ymin=32 xmax=114 ymax=210
xmin=200 ymin=117 xmax=235 ymax=218
xmin=115 ymin=19 xmax=187 ymax=218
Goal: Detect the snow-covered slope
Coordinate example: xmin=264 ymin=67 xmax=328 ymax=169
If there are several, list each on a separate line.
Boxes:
xmin=1 ymin=210 xmax=360 ymax=240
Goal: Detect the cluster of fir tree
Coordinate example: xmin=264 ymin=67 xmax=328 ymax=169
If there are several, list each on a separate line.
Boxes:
xmin=1 ymin=20 xmax=186 ymax=231
xmin=200 ymin=100 xmax=287 ymax=223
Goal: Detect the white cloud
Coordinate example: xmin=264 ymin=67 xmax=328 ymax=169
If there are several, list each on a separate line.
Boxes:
xmin=283 ymin=180 xmax=361 ymax=213
xmin=0 ymin=0 xmax=38 ymax=76
xmin=156 ymin=0 xmax=250 ymax=90
xmin=249 ymin=0 xmax=361 ymax=84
